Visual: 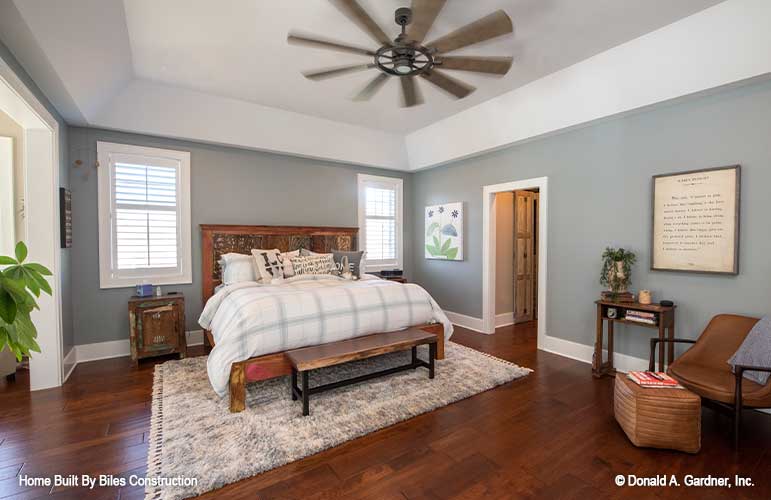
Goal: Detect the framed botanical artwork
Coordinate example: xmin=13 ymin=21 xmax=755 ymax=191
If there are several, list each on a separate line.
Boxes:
xmin=425 ymin=202 xmax=463 ymax=260
xmin=651 ymin=165 xmax=740 ymax=274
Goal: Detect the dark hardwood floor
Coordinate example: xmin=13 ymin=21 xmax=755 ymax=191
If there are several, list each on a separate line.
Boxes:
xmin=1 ymin=323 xmax=769 ymax=499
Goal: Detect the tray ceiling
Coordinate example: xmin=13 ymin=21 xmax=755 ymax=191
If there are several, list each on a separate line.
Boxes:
xmin=0 ymin=0 xmax=730 ymax=169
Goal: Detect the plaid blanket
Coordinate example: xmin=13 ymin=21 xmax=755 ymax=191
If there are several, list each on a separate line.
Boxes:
xmin=199 ymin=274 xmax=453 ymax=396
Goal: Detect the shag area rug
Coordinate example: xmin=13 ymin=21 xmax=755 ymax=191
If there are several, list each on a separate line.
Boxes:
xmin=146 ymin=342 xmax=531 ymax=500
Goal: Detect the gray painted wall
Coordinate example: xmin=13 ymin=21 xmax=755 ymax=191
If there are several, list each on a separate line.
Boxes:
xmin=412 ymin=78 xmax=771 ymax=361
xmin=68 ymin=127 xmax=412 ymax=345
xmin=0 ymin=39 xmax=73 ymax=356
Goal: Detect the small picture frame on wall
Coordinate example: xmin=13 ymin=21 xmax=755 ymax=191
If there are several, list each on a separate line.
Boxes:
xmin=59 ymin=187 xmax=72 ymax=248
xmin=651 ymin=165 xmax=740 ymax=274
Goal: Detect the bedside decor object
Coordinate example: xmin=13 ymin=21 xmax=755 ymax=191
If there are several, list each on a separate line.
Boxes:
xmin=374 ymin=269 xmax=406 ymax=283
xmin=638 ymin=290 xmax=652 ymax=305
xmin=425 ymin=202 xmax=463 ymax=261
xmin=659 ymin=300 xmax=674 ymax=307
xmin=600 ymin=247 xmax=636 ymax=300
xmin=652 ymin=165 xmax=740 ymax=274
xmin=594 ymin=299 xmax=676 ymax=377
xmin=135 ymin=283 xmax=153 ymax=298
xmin=59 ymin=187 xmax=72 ymax=248
xmin=128 ymin=294 xmax=186 ymax=367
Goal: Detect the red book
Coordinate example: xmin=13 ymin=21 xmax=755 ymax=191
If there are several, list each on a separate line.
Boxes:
xmin=627 ymin=371 xmax=680 ymax=387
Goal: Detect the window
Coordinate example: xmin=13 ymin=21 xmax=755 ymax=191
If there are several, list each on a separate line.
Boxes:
xmin=357 ymin=174 xmax=403 ymax=271
xmin=97 ymin=142 xmax=191 ymax=288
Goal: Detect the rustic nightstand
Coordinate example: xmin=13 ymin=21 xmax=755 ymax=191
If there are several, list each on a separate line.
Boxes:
xmin=128 ymin=294 xmax=186 ymax=366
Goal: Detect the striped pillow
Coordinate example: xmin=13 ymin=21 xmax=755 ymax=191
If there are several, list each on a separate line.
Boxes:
xmin=290 ymin=254 xmax=336 ymax=276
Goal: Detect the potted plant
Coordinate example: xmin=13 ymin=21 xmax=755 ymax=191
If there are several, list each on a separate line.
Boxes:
xmin=600 ymin=247 xmax=636 ymax=299
xmin=0 ymin=242 xmax=53 ymax=379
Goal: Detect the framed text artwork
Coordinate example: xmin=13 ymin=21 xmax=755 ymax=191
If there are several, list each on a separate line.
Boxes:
xmin=59 ymin=187 xmax=72 ymax=248
xmin=651 ymin=165 xmax=740 ymax=274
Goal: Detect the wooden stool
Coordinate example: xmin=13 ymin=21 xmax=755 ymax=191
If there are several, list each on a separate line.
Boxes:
xmin=614 ymin=374 xmax=701 ymax=453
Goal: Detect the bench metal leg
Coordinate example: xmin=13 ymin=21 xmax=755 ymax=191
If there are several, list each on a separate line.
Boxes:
xmin=301 ymin=370 xmax=309 ymax=416
xmin=411 ymin=346 xmax=418 ymax=367
xmin=291 ymin=368 xmax=298 ymax=401
xmin=429 ymin=342 xmax=436 ymax=379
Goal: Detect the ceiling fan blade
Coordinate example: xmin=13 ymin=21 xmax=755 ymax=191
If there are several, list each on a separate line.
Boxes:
xmin=436 ymin=56 xmax=513 ymax=75
xmin=400 ymin=76 xmax=424 ymax=107
xmin=288 ymin=33 xmax=375 ymax=56
xmin=407 ymin=0 xmax=446 ymax=43
xmin=425 ymin=10 xmax=513 ymax=54
xmin=303 ymin=64 xmax=375 ymax=81
xmin=353 ymin=73 xmax=389 ymax=101
xmin=330 ymin=0 xmax=392 ymax=46
xmin=420 ymin=69 xmax=475 ymax=99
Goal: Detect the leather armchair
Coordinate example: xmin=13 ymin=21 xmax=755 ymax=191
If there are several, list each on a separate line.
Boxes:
xmin=649 ymin=314 xmax=771 ymax=448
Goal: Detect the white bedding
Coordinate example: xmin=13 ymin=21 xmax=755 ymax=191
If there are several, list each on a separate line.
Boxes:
xmin=199 ymin=274 xmax=453 ymax=396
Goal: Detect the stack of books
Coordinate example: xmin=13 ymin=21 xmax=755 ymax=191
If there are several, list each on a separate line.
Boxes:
xmin=625 ymin=310 xmax=657 ymax=325
xmin=600 ymin=291 xmax=635 ymax=302
xmin=627 ymin=371 xmax=682 ymax=388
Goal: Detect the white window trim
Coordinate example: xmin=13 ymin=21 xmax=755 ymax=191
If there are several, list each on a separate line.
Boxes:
xmin=97 ymin=141 xmax=192 ymax=289
xmin=357 ymin=173 xmax=403 ymax=272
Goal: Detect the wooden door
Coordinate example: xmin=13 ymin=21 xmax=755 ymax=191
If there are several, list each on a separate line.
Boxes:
xmin=513 ymin=191 xmax=536 ymax=323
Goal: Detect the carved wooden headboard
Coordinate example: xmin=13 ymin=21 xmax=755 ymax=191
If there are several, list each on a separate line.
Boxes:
xmin=200 ymin=225 xmax=358 ymax=305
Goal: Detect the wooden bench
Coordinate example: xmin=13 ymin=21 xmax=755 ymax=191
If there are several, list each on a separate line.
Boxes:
xmin=286 ymin=328 xmax=438 ymax=416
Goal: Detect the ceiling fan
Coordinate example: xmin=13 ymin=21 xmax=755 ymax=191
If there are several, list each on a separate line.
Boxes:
xmin=288 ymin=0 xmax=514 ymax=107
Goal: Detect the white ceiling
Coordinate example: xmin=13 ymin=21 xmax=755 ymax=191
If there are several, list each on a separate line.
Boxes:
xmin=1 ymin=0 xmax=742 ymax=170
xmin=123 ymin=0 xmax=723 ymax=132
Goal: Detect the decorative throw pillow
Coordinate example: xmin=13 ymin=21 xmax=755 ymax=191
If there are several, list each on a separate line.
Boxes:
xmin=332 ymin=250 xmax=365 ymax=277
xmin=219 ymin=253 xmax=258 ymax=284
xmin=728 ymin=316 xmax=771 ymax=385
xmin=250 ymin=249 xmax=285 ymax=282
xmin=290 ymin=254 xmax=336 ymax=276
xmin=281 ymin=249 xmax=301 ymax=277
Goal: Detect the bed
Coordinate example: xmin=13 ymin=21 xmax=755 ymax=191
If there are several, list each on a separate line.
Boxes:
xmin=199 ymin=224 xmax=453 ymax=412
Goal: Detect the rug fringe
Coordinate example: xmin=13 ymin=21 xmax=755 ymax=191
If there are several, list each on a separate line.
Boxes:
xmin=145 ymin=364 xmax=165 ymax=500
xmin=449 ymin=341 xmax=534 ymax=373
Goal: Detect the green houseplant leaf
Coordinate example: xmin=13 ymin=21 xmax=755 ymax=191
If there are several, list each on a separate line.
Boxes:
xmin=14 ymin=241 xmax=27 ymax=263
xmin=0 ymin=242 xmax=51 ymax=361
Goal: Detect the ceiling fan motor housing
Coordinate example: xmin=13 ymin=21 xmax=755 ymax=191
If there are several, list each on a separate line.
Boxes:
xmin=394 ymin=7 xmax=412 ymax=27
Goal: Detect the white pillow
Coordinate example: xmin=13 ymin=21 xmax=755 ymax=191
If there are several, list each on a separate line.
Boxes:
xmin=251 ymin=249 xmax=285 ymax=282
xmin=219 ymin=253 xmax=258 ymax=284
xmin=281 ymin=249 xmax=301 ymax=277
xmin=290 ymin=254 xmax=336 ymax=276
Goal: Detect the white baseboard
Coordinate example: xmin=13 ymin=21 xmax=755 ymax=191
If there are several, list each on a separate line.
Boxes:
xmin=539 ymin=334 xmax=648 ymax=373
xmin=444 ymin=311 xmax=488 ymax=334
xmin=67 ymin=330 xmax=204 ymax=372
xmin=76 ymin=339 xmax=131 ymax=363
xmin=495 ymin=312 xmax=514 ymax=328
xmin=62 ymin=346 xmax=77 ymax=383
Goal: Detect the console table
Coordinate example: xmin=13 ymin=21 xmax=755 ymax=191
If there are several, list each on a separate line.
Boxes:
xmin=593 ymin=300 xmax=676 ymax=378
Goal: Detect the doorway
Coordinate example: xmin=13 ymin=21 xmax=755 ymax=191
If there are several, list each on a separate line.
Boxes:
xmin=494 ymin=190 xmax=539 ymax=325
xmin=0 ymin=57 xmax=63 ymax=390
xmin=482 ymin=177 xmax=548 ymax=349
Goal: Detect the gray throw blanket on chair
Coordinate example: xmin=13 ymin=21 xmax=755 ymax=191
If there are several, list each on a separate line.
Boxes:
xmin=728 ymin=316 xmax=771 ymax=385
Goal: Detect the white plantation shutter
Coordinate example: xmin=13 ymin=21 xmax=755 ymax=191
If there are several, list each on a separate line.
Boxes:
xmin=364 ymin=187 xmax=396 ymax=260
xmin=97 ymin=142 xmax=192 ymax=288
xmin=358 ymin=174 xmax=403 ymax=270
xmin=113 ymin=163 xmax=178 ymax=270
